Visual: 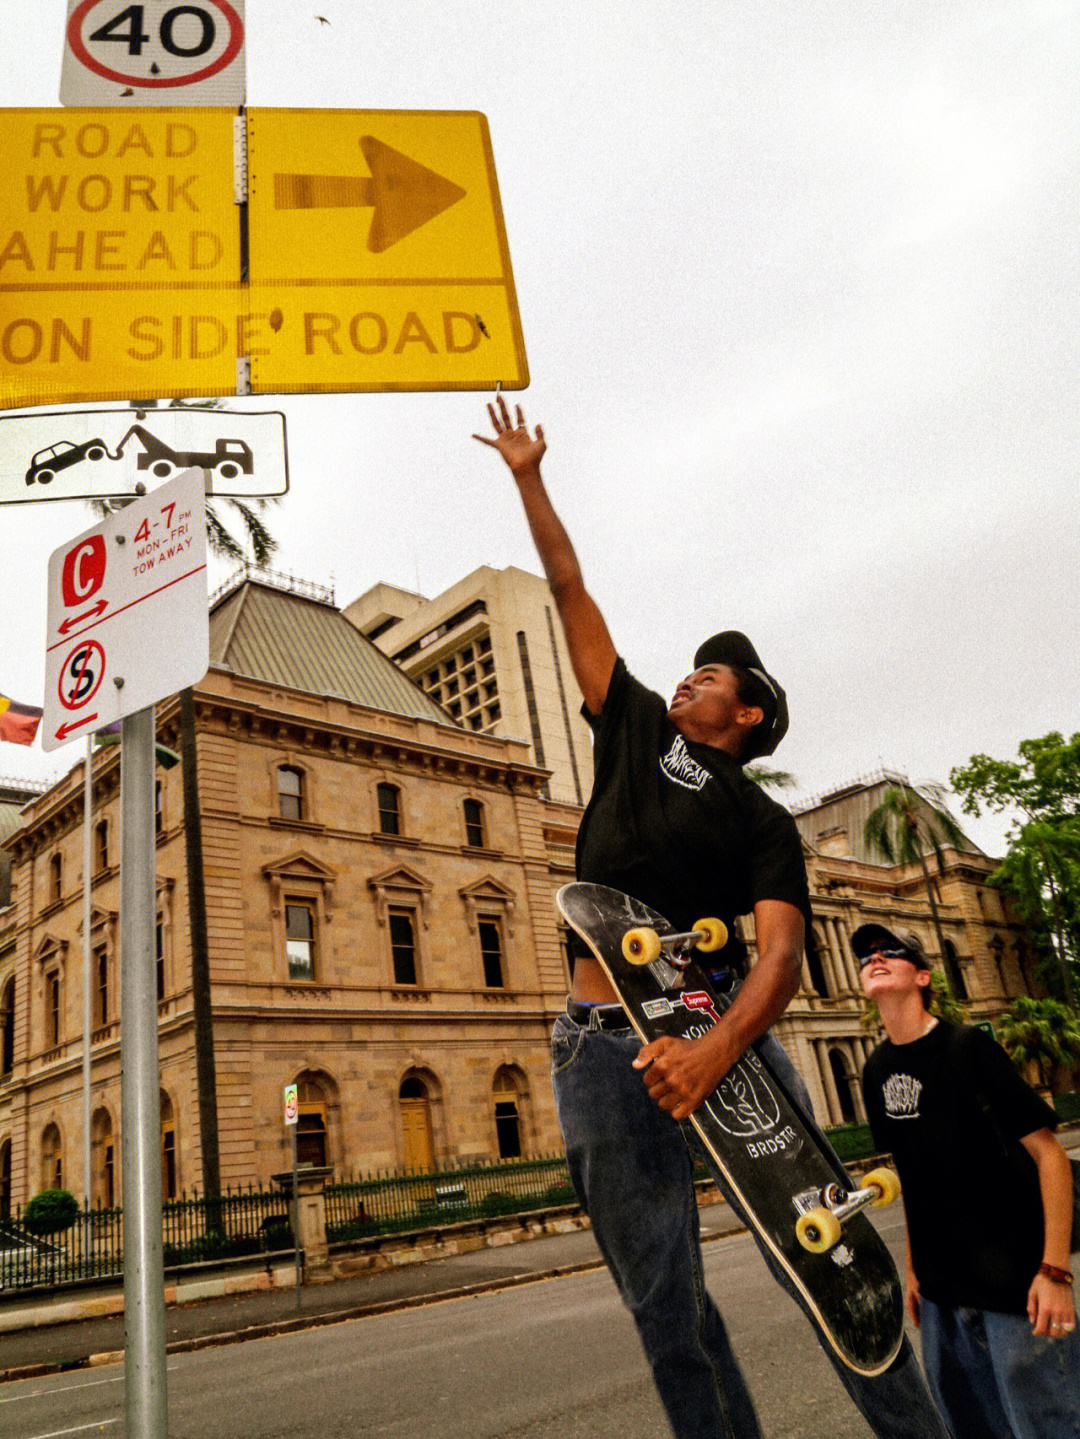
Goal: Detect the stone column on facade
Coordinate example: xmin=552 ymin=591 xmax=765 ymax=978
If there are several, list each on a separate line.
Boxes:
xmin=829 ymin=917 xmax=858 ymax=993
xmin=814 ymin=1038 xmax=845 ymax=1126
xmin=793 ymin=1033 xmax=830 ymax=1127
xmin=815 ymin=928 xmax=842 ymax=999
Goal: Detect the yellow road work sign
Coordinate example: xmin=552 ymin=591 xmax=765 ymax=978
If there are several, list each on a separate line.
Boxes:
xmin=0 ymin=108 xmax=527 ymax=408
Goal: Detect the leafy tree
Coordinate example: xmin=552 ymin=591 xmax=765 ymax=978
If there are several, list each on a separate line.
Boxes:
xmin=996 ymin=996 xmax=1080 ymax=1093
xmin=92 ymin=454 xmax=277 ymax=1199
xmin=862 ymin=782 xmax=969 ymax=994
xmin=951 ymin=734 xmax=1080 ymax=1010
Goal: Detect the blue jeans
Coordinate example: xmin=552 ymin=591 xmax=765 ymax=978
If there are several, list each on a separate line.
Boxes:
xmin=921 ymin=1298 xmax=1080 ymax=1438
xmin=551 ymin=1005 xmax=952 ymax=1439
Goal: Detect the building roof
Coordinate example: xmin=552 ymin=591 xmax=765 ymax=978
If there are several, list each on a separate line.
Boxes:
xmin=208 ymin=576 xmax=454 ymax=726
xmin=792 ymin=771 xmax=984 ymax=864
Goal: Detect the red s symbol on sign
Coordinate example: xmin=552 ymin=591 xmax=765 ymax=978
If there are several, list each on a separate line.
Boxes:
xmin=682 ymin=991 xmax=720 ymax=1027
xmin=61 ymin=535 xmax=107 ymax=606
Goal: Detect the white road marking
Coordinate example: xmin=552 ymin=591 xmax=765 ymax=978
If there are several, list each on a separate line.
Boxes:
xmin=24 ymin=1421 xmax=119 ymax=1438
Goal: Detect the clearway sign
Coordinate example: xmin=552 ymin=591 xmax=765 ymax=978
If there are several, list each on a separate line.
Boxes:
xmin=0 ymin=407 xmax=288 ymax=504
xmin=42 ymin=466 xmax=208 ymax=749
xmin=61 ymin=0 xmax=246 ymax=107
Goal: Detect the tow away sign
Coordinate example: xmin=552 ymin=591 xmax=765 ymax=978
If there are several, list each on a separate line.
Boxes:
xmin=0 ymin=407 xmax=287 ymax=503
xmin=42 ymin=466 xmax=208 ymax=748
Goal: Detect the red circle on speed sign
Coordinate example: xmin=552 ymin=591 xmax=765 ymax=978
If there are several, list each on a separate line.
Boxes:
xmin=67 ymin=0 xmax=244 ymax=88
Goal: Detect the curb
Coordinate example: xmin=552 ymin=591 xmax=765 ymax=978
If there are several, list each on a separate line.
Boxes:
xmin=0 ymin=1259 xmax=609 ymax=1386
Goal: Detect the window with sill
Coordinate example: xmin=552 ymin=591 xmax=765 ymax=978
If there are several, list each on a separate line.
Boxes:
xmin=479 ymin=918 xmax=504 ymax=988
xmin=377 ymin=783 xmax=402 ymax=837
xmin=389 ymin=909 xmax=418 ymax=985
xmin=277 ymin=765 xmax=305 ymax=822
xmin=463 ymin=798 xmax=485 ymax=849
xmin=285 ymin=901 xmax=316 ymax=982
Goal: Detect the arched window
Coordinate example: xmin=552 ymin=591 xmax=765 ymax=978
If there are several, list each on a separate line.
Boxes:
xmin=828 ymin=1049 xmax=857 ymax=1124
xmin=1 ymin=978 xmax=13 ymax=1077
xmin=805 ymin=928 xmax=829 ymax=997
xmin=463 ymin=798 xmax=485 ymax=848
xmin=42 ymin=1122 xmax=63 ymax=1190
xmin=296 ymin=1078 xmax=328 ymax=1168
xmin=92 ymin=1108 xmax=116 ymax=1208
xmin=277 ymin=766 xmax=305 ymax=821
xmin=160 ymin=1091 xmax=177 ymax=1200
xmin=493 ymin=1068 xmax=524 ymax=1158
xmin=399 ymin=1076 xmax=434 ymax=1171
xmin=942 ymin=940 xmax=968 ymax=1001
xmin=377 ymin=783 xmax=401 ymax=836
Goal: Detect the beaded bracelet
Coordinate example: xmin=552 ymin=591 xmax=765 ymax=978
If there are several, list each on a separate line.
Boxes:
xmin=1038 ymin=1262 xmax=1075 ymax=1286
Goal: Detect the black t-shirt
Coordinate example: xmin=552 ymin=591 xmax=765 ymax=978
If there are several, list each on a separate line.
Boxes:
xmin=574 ymin=659 xmax=812 ymax=973
xmin=862 ymin=1021 xmax=1057 ymax=1315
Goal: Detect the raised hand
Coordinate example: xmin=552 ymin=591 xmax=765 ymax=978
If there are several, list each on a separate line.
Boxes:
xmin=473 ymin=394 xmax=546 ymax=477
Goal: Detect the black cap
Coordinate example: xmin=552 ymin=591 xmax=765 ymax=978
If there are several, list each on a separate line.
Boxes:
xmin=693 ymin=631 xmax=789 ymax=760
xmin=851 ymin=923 xmax=931 ymax=970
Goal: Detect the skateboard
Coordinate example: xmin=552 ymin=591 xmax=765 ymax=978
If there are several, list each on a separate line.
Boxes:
xmin=556 ymin=881 xmax=904 ymax=1376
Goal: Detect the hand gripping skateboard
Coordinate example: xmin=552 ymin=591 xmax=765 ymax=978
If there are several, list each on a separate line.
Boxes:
xmin=557 ymin=882 xmax=904 ymax=1376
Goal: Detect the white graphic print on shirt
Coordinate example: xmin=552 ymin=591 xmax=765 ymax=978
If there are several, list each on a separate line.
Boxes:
xmin=882 ymin=1072 xmax=922 ymax=1120
xmin=660 ymin=734 xmax=711 ymax=791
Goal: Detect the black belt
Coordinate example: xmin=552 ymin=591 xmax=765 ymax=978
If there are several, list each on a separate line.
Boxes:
xmin=566 ymin=1001 xmax=628 ymax=1030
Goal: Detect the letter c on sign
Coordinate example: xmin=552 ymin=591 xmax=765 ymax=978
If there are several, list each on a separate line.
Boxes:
xmin=61 ymin=535 xmax=107 ymax=607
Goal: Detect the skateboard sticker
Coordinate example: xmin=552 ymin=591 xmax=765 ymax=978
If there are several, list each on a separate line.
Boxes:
xmin=705 ymin=1046 xmax=783 ymax=1140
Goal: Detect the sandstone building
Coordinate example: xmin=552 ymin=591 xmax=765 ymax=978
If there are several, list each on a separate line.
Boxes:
xmin=0 ymin=571 xmax=1036 ymax=1211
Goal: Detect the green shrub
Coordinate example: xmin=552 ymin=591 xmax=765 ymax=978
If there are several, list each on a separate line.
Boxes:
xmin=823 ymin=1123 xmax=878 ymax=1163
xmin=543 ymin=1182 xmax=577 ymax=1206
xmin=479 ymin=1191 xmax=518 ymax=1217
xmin=23 ymin=1189 xmax=80 ymax=1236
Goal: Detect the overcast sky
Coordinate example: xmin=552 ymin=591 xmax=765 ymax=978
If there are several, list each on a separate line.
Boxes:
xmin=2 ymin=0 xmax=1078 ymax=857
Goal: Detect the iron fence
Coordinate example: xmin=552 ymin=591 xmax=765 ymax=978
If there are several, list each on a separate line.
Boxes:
xmin=324 ymin=1152 xmax=577 ymax=1242
xmin=0 ymin=1184 xmax=293 ymax=1294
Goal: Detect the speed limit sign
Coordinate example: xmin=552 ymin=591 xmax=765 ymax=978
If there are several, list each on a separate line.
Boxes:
xmin=61 ymin=0 xmax=245 ymax=105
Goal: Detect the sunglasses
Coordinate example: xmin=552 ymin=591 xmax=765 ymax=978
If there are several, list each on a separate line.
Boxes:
xmin=857 ymin=948 xmax=912 ymax=968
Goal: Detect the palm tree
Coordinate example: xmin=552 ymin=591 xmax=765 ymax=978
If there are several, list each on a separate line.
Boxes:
xmin=745 ymin=764 xmax=797 ymax=792
xmin=863 ymin=781 xmax=969 ymax=995
xmin=996 ymin=996 xmax=1080 ymax=1095
xmin=93 ymin=469 xmax=277 ymax=1199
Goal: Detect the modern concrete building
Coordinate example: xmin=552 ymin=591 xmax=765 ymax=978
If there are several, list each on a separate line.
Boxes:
xmin=344 ymin=566 xmax=592 ymax=808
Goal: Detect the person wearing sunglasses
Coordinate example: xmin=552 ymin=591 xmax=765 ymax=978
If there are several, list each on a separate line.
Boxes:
xmin=857 ymin=922 xmax=1080 ymax=1438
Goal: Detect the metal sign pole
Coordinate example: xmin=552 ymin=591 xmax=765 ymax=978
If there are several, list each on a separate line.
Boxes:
xmin=120 ymin=705 xmax=168 ymax=1439
xmin=292 ymin=1126 xmax=301 ymax=1311
xmin=82 ymin=737 xmax=93 ymax=1215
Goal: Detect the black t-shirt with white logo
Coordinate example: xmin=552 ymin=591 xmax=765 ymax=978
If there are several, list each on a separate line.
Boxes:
xmin=862 ymin=1021 xmax=1057 ymax=1315
xmin=574 ymin=659 xmax=812 ymax=972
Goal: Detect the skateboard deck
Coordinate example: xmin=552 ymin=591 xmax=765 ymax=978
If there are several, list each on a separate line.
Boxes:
xmin=557 ymin=881 xmax=904 ymax=1376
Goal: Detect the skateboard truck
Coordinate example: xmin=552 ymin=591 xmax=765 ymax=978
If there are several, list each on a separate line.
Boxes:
xmin=794 ymin=1168 xmax=902 ymax=1253
xmin=621 ymin=917 xmax=728 ymax=970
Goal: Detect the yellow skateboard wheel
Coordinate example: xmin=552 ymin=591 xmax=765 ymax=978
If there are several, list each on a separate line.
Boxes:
xmin=622 ymin=927 xmax=662 ymax=965
xmin=694 ymin=917 xmax=728 ymax=953
xmin=863 ymin=1167 xmax=902 ymax=1208
xmin=796 ymin=1207 xmax=842 ymax=1254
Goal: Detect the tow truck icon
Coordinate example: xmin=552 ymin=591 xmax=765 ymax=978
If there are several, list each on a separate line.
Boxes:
xmin=25 ymin=427 xmax=254 ymax=486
